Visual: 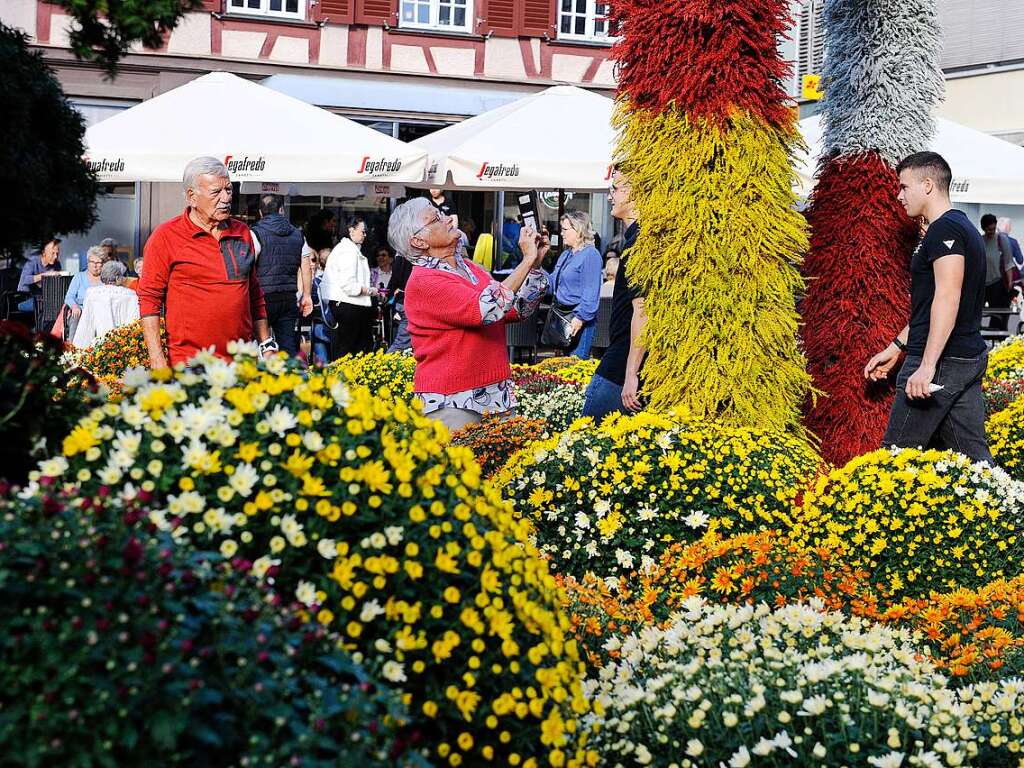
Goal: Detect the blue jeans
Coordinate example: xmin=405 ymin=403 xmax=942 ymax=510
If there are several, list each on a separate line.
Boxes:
xmin=311 ymin=321 xmax=330 ymax=366
xmin=571 ymin=320 xmax=596 ymax=359
xmin=387 ymin=302 xmax=411 ymax=353
xmin=581 ymin=373 xmax=627 ymax=422
xmin=17 ymin=297 xmax=34 ymax=314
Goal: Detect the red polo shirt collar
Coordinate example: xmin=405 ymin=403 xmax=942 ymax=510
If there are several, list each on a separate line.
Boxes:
xmin=179 ymin=208 xmax=249 ymax=239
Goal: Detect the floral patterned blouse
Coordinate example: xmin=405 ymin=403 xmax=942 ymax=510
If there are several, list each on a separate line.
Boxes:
xmin=409 ymin=250 xmax=547 ymax=416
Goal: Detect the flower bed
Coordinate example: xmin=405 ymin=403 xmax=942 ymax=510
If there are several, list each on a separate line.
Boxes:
xmin=451 ymin=415 xmax=548 ymax=477
xmin=72 ymin=318 xmax=165 ymax=379
xmin=586 ymin=601 xmax=987 ymax=767
xmin=511 ymin=369 xmax=586 ymax=433
xmin=45 ymin=347 xmax=597 ymax=768
xmin=793 ymin=448 xmax=1024 ymax=599
xmin=497 ymin=411 xmax=821 ymax=580
xmin=983 ymin=376 xmax=1024 ymax=416
xmin=520 ymin=356 xmax=599 ymax=385
xmin=0 ymin=487 xmax=416 ymax=767
xmin=988 ymin=396 xmax=1024 ymax=481
xmin=0 ymin=320 xmax=98 ymax=484
xmin=327 ymin=349 xmax=417 ymax=399
xmin=562 ymin=530 xmax=1024 ymax=681
xmin=986 ymin=335 xmax=1024 ymax=383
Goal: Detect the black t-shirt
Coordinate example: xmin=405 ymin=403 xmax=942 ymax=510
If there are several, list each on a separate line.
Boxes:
xmin=595 ymin=222 xmax=642 ymax=386
xmin=429 ymin=196 xmax=452 ymax=217
xmin=907 ymin=209 xmax=987 ymax=358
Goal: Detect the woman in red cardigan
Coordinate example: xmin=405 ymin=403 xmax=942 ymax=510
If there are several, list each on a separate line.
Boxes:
xmin=387 ymin=197 xmax=549 ymax=431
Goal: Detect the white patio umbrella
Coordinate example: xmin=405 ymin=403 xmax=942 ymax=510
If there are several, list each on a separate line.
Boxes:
xmin=84 ymin=72 xmax=427 ymax=184
xmin=411 ymin=85 xmax=616 ymax=191
xmin=795 ymin=114 xmax=1024 ymax=205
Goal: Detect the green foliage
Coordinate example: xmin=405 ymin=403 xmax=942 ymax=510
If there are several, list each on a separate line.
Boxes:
xmin=0 ymin=321 xmax=98 ymax=485
xmin=55 ymin=0 xmax=203 ymax=75
xmin=0 ymin=24 xmax=97 ymax=259
xmin=0 ymin=487 xmax=422 ymax=768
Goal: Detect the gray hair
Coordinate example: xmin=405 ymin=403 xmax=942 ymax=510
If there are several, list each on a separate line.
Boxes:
xmin=388 ymin=197 xmax=434 ymax=259
xmin=99 ymin=259 xmax=127 ymax=285
xmin=86 ymin=245 xmax=110 ymax=264
xmin=561 ymin=210 xmax=596 ymax=249
xmin=998 ymin=217 xmax=1013 ymax=234
xmin=183 ymin=156 xmax=229 ymax=195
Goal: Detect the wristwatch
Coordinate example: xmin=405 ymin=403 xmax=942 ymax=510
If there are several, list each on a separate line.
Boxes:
xmin=892 ymin=337 xmax=907 ymax=352
xmin=258 ymin=338 xmax=279 ymax=359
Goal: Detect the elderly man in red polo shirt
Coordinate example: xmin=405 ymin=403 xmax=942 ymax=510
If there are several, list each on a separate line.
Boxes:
xmin=138 ymin=156 xmax=275 ymax=368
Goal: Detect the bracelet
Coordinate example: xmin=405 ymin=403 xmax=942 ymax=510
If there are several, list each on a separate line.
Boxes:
xmin=892 ymin=338 xmax=907 ymax=352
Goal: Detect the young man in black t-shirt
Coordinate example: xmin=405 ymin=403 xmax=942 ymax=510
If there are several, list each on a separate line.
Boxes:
xmin=582 ymin=169 xmax=647 ymax=420
xmin=864 ymin=152 xmax=993 ymax=463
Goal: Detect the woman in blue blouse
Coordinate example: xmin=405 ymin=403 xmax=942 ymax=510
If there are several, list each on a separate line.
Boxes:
xmin=64 ymin=246 xmax=109 ymax=337
xmin=547 ymin=211 xmax=603 ymax=358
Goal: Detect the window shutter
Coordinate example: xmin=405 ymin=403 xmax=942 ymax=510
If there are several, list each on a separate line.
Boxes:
xmin=519 ymin=0 xmax=553 ymax=37
xmin=482 ymin=0 xmax=517 ymax=36
xmin=354 ymin=0 xmax=395 ymax=25
xmin=320 ymin=0 xmax=353 ymax=22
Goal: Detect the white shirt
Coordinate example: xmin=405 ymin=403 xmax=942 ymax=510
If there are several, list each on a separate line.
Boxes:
xmin=322 ymin=238 xmax=371 ymax=306
xmin=73 ymin=285 xmax=140 ymax=347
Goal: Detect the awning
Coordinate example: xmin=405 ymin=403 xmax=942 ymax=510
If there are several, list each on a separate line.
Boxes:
xmin=261 ymin=73 xmax=533 ymax=120
xmin=84 ymin=72 xmax=428 ymax=183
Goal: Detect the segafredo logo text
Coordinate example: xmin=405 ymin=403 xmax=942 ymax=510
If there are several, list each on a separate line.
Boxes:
xmin=87 ymin=157 xmax=125 ymax=173
xmin=358 ymin=157 xmax=403 ymax=176
xmin=476 ymin=162 xmax=520 ymax=180
xmin=223 ymin=155 xmax=266 ymax=176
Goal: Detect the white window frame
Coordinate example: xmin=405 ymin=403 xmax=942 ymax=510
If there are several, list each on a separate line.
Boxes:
xmin=226 ymin=0 xmax=305 ymax=21
xmin=398 ymin=0 xmax=474 ymax=33
xmin=557 ymin=0 xmax=612 ymax=43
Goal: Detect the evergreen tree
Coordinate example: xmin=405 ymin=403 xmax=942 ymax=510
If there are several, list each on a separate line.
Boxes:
xmin=0 ymin=23 xmax=97 ymax=260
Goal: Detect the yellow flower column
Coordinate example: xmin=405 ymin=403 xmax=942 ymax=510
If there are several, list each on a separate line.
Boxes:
xmin=609 ymin=0 xmax=811 ymax=433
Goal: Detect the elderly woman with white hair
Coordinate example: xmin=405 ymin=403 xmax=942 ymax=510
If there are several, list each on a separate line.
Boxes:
xmin=63 ymin=244 xmax=110 ymax=339
xmin=72 ymin=260 xmax=141 ymax=347
xmin=388 ymin=197 xmax=549 ymax=431
xmin=137 ymin=155 xmax=274 ymax=368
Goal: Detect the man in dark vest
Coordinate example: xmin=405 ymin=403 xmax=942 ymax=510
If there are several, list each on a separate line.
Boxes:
xmin=251 ymin=194 xmax=312 ymax=356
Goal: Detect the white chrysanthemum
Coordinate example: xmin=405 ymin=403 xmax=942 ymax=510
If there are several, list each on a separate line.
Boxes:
xmin=382 ymin=660 xmax=407 ymax=683
xmin=122 ymin=366 xmax=150 ymax=389
xmin=683 ymin=509 xmax=709 ymax=529
xmin=359 ymin=599 xmax=385 ymax=623
xmin=38 ymin=456 xmax=68 ymax=477
xmin=252 ymin=556 xmax=280 ymax=579
xmin=203 ymin=359 xmax=237 ymax=389
xmin=266 ymin=404 xmax=298 ymax=436
xmin=317 ymin=538 xmax=337 ymax=559
xmin=302 ymin=431 xmax=325 ymax=452
xmin=295 ymin=581 xmax=317 ymax=607
xmin=228 ymin=462 xmax=259 ymax=497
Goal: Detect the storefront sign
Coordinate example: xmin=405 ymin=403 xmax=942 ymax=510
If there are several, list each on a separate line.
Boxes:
xmin=802 ymin=74 xmax=823 ymax=101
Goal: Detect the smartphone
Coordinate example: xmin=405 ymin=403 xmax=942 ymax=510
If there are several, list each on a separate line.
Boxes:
xmin=517 ymin=192 xmax=539 ymax=233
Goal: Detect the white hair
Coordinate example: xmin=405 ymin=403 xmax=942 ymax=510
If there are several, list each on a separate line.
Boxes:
xmin=182 ymin=156 xmax=229 ymax=195
xmin=998 ymin=217 xmax=1013 ymax=234
xmin=86 ymin=245 xmax=109 ymax=263
xmin=388 ymin=197 xmax=434 ymax=258
xmin=99 ymin=260 xmax=127 ymax=285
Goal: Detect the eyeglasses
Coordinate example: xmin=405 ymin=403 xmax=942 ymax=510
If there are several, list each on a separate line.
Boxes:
xmin=413 ymin=211 xmax=444 ymax=237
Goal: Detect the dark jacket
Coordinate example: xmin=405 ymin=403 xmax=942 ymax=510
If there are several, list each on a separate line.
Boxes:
xmin=252 ymin=213 xmax=304 ymax=296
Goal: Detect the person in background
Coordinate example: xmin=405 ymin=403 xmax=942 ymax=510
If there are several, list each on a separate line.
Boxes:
xmin=386 ymin=250 xmax=414 ymax=353
xmin=322 ymin=215 xmax=373 ymax=359
xmin=370 ymin=247 xmax=393 ymax=296
xmin=72 ymin=260 xmax=140 ymax=347
xmin=981 ymin=213 xmax=1016 ymax=331
xmin=307 ymin=247 xmax=332 ymax=366
xmin=17 ymin=238 xmax=62 ymax=315
xmin=305 ymin=209 xmax=338 ymax=250
xmin=865 ymin=151 xmax=991 ymax=463
xmin=428 ymin=188 xmax=457 ymax=229
xmin=250 ymin=194 xmax=312 ymax=356
xmin=64 ymin=245 xmax=111 ymax=340
xmin=123 ymin=256 xmax=143 ymax=291
xmin=582 ymin=168 xmax=646 ymax=419
xmin=601 ymin=252 xmax=620 ymax=298
xmin=138 ymin=156 xmax=273 ymax=368
xmin=389 ymin=197 xmax=549 ymax=432
xmin=997 ymin=217 xmax=1024 ymax=271
xmin=546 ymin=211 xmax=603 ymax=359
